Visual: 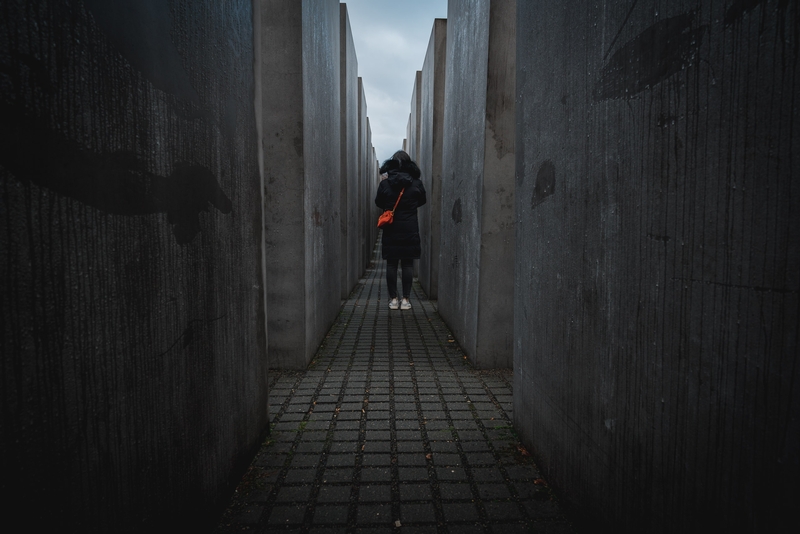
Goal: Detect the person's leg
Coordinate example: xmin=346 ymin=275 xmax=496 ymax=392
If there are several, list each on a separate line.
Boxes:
xmin=386 ymin=258 xmax=399 ymax=299
xmin=400 ymin=259 xmax=413 ymax=299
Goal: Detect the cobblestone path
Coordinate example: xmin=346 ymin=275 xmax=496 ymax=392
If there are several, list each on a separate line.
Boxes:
xmin=216 ymin=250 xmax=575 ymax=533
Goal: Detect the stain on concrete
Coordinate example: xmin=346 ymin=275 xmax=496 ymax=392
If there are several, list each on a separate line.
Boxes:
xmin=724 ymin=0 xmax=764 ymax=26
xmin=0 ymin=103 xmax=232 ymax=245
xmin=452 ymin=197 xmax=462 ymax=223
xmin=594 ymin=12 xmax=707 ymax=101
xmin=531 ymin=161 xmax=555 ymax=208
xmin=646 ymin=233 xmax=671 ymax=243
xmin=84 ymin=0 xmax=200 ymax=105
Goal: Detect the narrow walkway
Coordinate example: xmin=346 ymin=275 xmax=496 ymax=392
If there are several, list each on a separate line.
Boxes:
xmin=216 ymin=246 xmax=575 ymax=533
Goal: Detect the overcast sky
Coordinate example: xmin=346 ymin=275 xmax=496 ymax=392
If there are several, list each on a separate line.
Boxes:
xmin=341 ymin=0 xmax=448 ymax=163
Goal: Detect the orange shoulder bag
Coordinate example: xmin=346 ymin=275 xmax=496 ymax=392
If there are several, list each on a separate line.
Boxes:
xmin=377 ymin=188 xmax=405 ymax=227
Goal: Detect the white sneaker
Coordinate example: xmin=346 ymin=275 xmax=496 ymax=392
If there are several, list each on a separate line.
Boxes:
xmin=389 ymin=298 xmax=399 ymax=310
xmin=400 ymin=298 xmax=411 ymax=310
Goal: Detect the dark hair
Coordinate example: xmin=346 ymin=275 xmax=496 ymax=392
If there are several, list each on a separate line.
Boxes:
xmin=380 ymin=150 xmax=420 ymax=178
xmin=392 ymin=150 xmax=411 ymax=164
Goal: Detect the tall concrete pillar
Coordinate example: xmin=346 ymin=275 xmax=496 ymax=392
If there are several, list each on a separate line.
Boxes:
xmin=408 ymin=71 xmax=423 ymax=161
xmin=1 ymin=0 xmax=267 ymax=529
xmin=365 ymin=117 xmax=374 ymax=268
xmin=418 ymin=19 xmax=447 ymax=300
xmin=260 ymin=0 xmax=341 ymax=369
xmin=357 ymin=78 xmax=368 ymax=274
xmin=370 ymin=147 xmax=380 ymax=260
xmin=339 ymin=4 xmax=358 ymax=298
xmin=438 ymin=0 xmax=516 ymax=368
xmin=514 ymin=0 xmax=799 ymax=531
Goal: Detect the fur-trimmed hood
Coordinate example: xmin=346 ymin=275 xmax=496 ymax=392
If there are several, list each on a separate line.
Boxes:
xmin=380 ymin=158 xmax=421 ymax=189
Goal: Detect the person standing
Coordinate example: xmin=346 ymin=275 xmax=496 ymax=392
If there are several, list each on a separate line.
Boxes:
xmin=375 ymin=150 xmax=427 ymax=310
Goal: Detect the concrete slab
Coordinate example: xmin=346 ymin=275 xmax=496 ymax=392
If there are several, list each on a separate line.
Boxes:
xmin=418 ymin=19 xmax=447 ymax=299
xmin=409 ymin=71 xmax=422 ymax=161
xmin=358 ymin=78 xmax=368 ymax=273
xmin=438 ymin=0 xmax=516 ymax=368
xmin=514 ymin=1 xmax=800 ymax=531
xmin=340 ymin=4 xmax=359 ymax=297
xmin=1 ymin=0 xmax=267 ymax=529
xmin=261 ymin=0 xmax=341 ymax=369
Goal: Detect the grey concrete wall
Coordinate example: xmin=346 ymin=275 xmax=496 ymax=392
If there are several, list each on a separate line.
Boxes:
xmin=514 ymin=1 xmax=800 ymax=532
xmin=418 ymin=19 xmax=447 ymax=299
xmin=370 ymin=147 xmax=380 ymax=260
xmin=439 ymin=0 xmax=515 ymax=368
xmin=0 ymin=0 xmax=268 ymax=530
xmin=409 ymin=71 xmax=423 ymax=161
xmin=366 ymin=118 xmax=375 ymax=267
xmin=340 ymin=4 xmax=359 ymax=298
xmin=358 ymin=78 xmax=368 ymax=273
xmin=261 ymin=0 xmax=341 ymax=369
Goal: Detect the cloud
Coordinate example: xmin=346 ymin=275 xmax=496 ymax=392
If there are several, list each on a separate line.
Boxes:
xmin=341 ymin=0 xmax=447 ymax=161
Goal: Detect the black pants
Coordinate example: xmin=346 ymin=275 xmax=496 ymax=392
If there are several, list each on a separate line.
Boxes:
xmin=386 ymin=258 xmax=413 ymax=299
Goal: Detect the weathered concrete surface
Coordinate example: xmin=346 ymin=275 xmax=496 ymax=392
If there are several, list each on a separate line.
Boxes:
xmin=358 ymin=78 xmax=368 ymax=273
xmin=409 ymin=71 xmax=423 ymax=161
xmin=418 ymin=19 xmax=447 ymax=300
xmin=365 ymin=117 xmax=375 ymax=270
xmin=439 ymin=0 xmax=516 ymax=368
xmin=340 ymin=4 xmax=358 ymax=298
xmin=0 ymin=0 xmax=267 ymax=530
xmin=514 ymin=1 xmax=800 ymax=532
xmin=261 ymin=0 xmax=341 ymax=369
xmin=409 ymin=71 xmax=423 ymax=278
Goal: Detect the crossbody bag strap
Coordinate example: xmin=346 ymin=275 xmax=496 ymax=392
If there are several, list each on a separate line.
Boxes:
xmin=391 ymin=188 xmax=405 ymax=213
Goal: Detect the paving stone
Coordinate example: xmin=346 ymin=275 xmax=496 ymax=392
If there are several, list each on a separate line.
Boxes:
xmin=329 ymin=441 xmax=358 ymax=453
xmin=396 ymin=441 xmax=424 ymax=453
xmin=438 ymin=483 xmax=473 ymax=500
xmin=327 ymin=454 xmax=356 ymax=467
xmin=398 ymin=467 xmax=429 ymax=481
xmin=290 ymin=454 xmax=321 ymax=468
xmin=477 ymin=483 xmax=512 ymax=500
xmin=363 ymin=441 xmax=391 ymax=453
xmin=396 ymin=453 xmax=427 ymax=466
xmin=358 ymin=484 xmax=392 ymax=502
xmin=267 ymin=504 xmax=306 ymax=525
xmin=484 ymin=501 xmax=524 ymax=520
xmin=321 ymin=468 xmax=354 ymax=483
xmin=446 ymin=525 xmax=484 ymax=534
xmin=432 ymin=453 xmax=461 ymax=466
xmin=362 ymin=453 xmax=391 ymax=466
xmin=397 ymin=430 xmax=424 ymax=441
xmin=335 ymin=420 xmax=360 ymax=430
xmin=275 ymin=486 xmax=313 ymax=502
xmin=429 ymin=442 xmax=459 ymax=453
xmin=316 ymin=485 xmax=352 ymax=503
xmin=399 ymin=483 xmax=433 ymax=502
xmin=360 ymin=467 xmax=393 ymax=482
xmin=356 ymin=504 xmax=393 ymax=525
xmin=306 ymin=419 xmax=331 ymax=430
xmin=313 ymin=505 xmax=349 ymax=524
xmin=490 ymin=524 xmax=530 ymax=534
xmin=442 ymin=502 xmax=479 ymax=522
xmin=400 ymin=502 xmax=437 ymax=523
xmin=399 ymin=526 xmax=438 ymax=534
xmin=332 ymin=430 xmax=360 ymax=441
xmin=472 ymin=467 xmax=505 ymax=482
xmin=283 ymin=469 xmax=316 ymax=484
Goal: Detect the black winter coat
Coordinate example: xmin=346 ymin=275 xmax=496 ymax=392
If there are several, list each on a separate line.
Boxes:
xmin=375 ymin=167 xmax=427 ymax=260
